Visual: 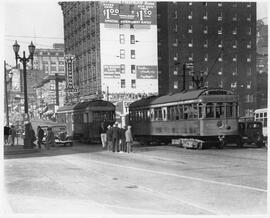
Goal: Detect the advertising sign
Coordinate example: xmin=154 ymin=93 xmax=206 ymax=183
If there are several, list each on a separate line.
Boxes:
xmin=104 ymin=65 xmax=121 ymax=78
xmin=136 ymin=66 xmax=158 ymax=79
xmin=101 ymin=2 xmax=156 ymax=25
xmin=65 ymin=56 xmax=75 ymax=91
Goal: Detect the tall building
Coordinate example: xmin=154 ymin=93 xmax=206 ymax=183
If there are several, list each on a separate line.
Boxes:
xmin=157 ymin=2 xmax=257 ymax=117
xmin=256 ymin=20 xmax=268 ymax=109
xmin=59 ymin=1 xmax=158 ymax=102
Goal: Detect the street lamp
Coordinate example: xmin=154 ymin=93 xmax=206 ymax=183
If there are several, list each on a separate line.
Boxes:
xmin=13 ymin=40 xmax=35 ymax=149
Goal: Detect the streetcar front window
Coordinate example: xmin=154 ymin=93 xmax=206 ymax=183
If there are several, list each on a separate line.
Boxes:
xmin=206 ymin=103 xmax=214 ymax=118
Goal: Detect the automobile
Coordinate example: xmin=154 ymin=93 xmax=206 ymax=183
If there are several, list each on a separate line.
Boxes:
xmin=238 ymin=121 xmax=265 ymax=147
xmin=40 ymin=124 xmax=73 ymax=147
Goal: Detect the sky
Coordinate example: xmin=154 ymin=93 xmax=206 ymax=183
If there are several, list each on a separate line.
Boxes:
xmin=2 ymin=0 xmax=269 ymax=67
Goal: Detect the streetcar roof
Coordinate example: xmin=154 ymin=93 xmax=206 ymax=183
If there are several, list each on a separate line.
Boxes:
xmin=129 ymin=88 xmax=234 ymax=108
xmin=57 ymin=100 xmax=115 ymax=112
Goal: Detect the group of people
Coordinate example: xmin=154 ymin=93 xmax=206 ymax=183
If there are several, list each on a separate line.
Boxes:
xmin=99 ymin=122 xmax=133 ymax=153
xmin=4 ymin=125 xmax=17 ymax=146
xmin=37 ymin=126 xmax=55 ymax=149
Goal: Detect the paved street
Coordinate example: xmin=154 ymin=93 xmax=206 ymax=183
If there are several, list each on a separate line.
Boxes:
xmin=4 ymin=143 xmax=268 ymax=216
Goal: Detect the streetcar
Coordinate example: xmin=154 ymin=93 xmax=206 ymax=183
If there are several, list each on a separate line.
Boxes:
xmin=129 ymin=88 xmax=240 ymax=148
xmin=56 ymin=99 xmax=116 ymax=142
xmin=254 ymin=108 xmax=268 ymax=146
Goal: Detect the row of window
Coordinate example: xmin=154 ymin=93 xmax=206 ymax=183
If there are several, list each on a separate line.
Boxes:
xmin=171 ymin=53 xmax=254 ymax=62
xmin=179 ymin=2 xmax=252 ymax=7
xmin=119 ymin=34 xmax=136 ymax=44
xmin=130 ymin=102 xmax=237 ymax=122
xmin=119 ymin=49 xmax=136 ymax=59
xmin=121 ymin=79 xmax=136 ymax=88
xmin=120 ymin=64 xmax=136 ymax=74
xmin=171 ymin=11 xmax=253 ymax=22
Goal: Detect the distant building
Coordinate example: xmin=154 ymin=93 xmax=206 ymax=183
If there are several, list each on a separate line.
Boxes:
xmin=32 ymin=43 xmax=66 ymax=117
xmin=256 ymin=20 xmax=268 ymax=109
xmin=157 ymin=2 xmax=257 ymax=117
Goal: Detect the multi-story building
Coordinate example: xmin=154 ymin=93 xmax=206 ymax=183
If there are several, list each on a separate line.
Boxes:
xmin=256 ymin=20 xmax=268 ymax=109
xmin=33 ymin=43 xmax=66 ymax=117
xmin=157 ymin=2 xmax=257 ymax=116
xmin=59 ymin=1 xmax=158 ymax=102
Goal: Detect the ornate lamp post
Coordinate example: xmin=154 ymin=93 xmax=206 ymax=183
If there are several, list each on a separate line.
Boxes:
xmin=13 ymin=40 xmax=35 ymax=149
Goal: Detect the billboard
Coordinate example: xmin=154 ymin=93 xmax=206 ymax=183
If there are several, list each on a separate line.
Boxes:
xmin=101 ymin=2 xmax=156 ymax=25
xmin=65 ymin=55 xmax=77 ymax=92
xmin=136 ymin=66 xmax=158 ymax=79
xmin=104 ymin=65 xmax=121 ymax=78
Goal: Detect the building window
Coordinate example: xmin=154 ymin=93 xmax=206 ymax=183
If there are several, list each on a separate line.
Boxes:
xmin=218 ymin=67 xmax=223 ymax=75
xmin=233 ymin=54 xmax=237 ymax=62
xmin=188 ymin=2 xmax=192 ymax=6
xmin=131 ymin=50 xmax=135 ymax=59
xmin=130 ymin=24 xmax=134 ymax=29
xmin=204 ymin=53 xmax=208 ymax=61
xmin=203 ymin=11 xmax=208 ymax=20
xmin=218 ymin=54 xmax=223 ymax=62
xmin=232 ymin=27 xmax=237 ymax=35
xmin=218 ymin=40 xmax=223 ymax=48
xmin=248 ymin=27 xmax=252 ymax=35
xmin=121 ymin=79 xmax=125 ymax=88
xmin=247 ymin=14 xmax=251 ymax=21
xmin=188 ymin=11 xmax=193 ymax=19
xmin=188 ymin=53 xmax=193 ymax=61
xmin=51 ymin=66 xmax=57 ymax=71
xmin=247 ymin=55 xmax=251 ymax=62
xmin=131 ymin=79 xmax=136 ymax=88
xmin=219 ymin=80 xmax=223 ymax=88
xmin=218 ymin=2 xmax=222 ymax=7
xmin=120 ymin=49 xmax=125 ymax=59
xmin=174 ymin=10 xmax=178 ymax=19
xmin=233 ymin=14 xmax=237 ymax=21
xmin=174 ymin=81 xmax=178 ymax=89
xmin=247 ymin=67 xmax=252 ymax=76
xmin=131 ymin=65 xmax=136 ymax=74
xmin=188 ymin=25 xmax=193 ymax=33
xmin=245 ymin=94 xmax=254 ymax=103
xmin=203 ymin=25 xmax=208 ymax=34
xmin=247 ymin=3 xmax=251 ymax=7
xmin=233 ymin=3 xmax=237 ymax=7
xmin=130 ymin=35 xmax=135 ymax=44
xmin=173 ymin=53 xmax=178 ymax=61
xmin=231 ymin=82 xmax=237 ymax=88
xmin=232 ymin=40 xmax=237 ymax=48
xmin=173 ymin=67 xmax=178 ymax=75
xmin=188 ymin=39 xmax=193 ymax=47
xmin=204 ymin=39 xmax=208 ymax=48
xmin=247 ymin=41 xmax=251 ymax=48
xmin=218 ymin=26 xmax=222 ymax=34
xmin=247 ymin=81 xmax=252 ymax=89
xmin=218 ymin=12 xmax=223 ymax=21
xmin=120 ymin=64 xmax=125 ymax=73
xmin=120 ymin=34 xmax=125 ymax=44
xmin=172 ymin=38 xmax=178 ymax=47
xmin=174 ymin=24 xmax=178 ymax=32
xmin=203 ymin=2 xmax=207 ymax=6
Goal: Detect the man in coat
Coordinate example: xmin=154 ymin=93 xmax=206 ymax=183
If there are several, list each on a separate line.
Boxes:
xmin=111 ymin=123 xmax=120 ymax=152
xmin=125 ymin=125 xmax=133 ymax=153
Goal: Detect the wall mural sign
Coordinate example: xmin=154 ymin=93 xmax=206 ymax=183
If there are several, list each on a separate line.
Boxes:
xmin=136 ymin=66 xmax=158 ymax=79
xmin=101 ymin=2 xmax=156 ymax=25
xmin=104 ymin=65 xmax=121 ymax=78
xmin=65 ymin=55 xmax=77 ymax=92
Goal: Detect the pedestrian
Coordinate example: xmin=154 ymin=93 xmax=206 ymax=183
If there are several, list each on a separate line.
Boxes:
xmin=125 ymin=125 xmax=133 ymax=153
xmin=119 ymin=126 xmax=126 ymax=153
xmin=4 ymin=126 xmax=10 ymax=145
xmin=9 ymin=125 xmax=17 ymax=146
xmin=28 ymin=123 xmax=36 ymax=148
xmin=111 ymin=122 xmax=120 ymax=152
xmin=99 ymin=122 xmax=107 ymax=149
xmin=37 ymin=126 xmax=45 ymax=149
xmin=106 ymin=125 xmax=113 ymax=151
xmin=46 ymin=127 xmax=55 ymax=149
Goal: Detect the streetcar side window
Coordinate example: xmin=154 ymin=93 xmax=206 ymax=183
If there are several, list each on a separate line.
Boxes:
xmin=226 ymin=103 xmax=233 ymax=118
xmin=184 ymin=105 xmax=189 ymax=119
xmin=206 ymin=103 xmax=214 ymax=118
xmin=179 ymin=105 xmax=184 ymax=119
xmin=198 ymin=103 xmax=204 ymax=118
xmin=216 ymin=103 xmax=225 ymax=118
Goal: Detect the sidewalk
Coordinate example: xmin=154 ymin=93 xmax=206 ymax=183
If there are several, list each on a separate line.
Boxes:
xmin=4 ymin=137 xmax=40 ymax=155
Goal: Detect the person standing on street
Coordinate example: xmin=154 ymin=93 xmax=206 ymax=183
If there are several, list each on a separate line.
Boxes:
xmin=106 ymin=125 xmax=112 ymax=151
xmin=111 ymin=123 xmax=120 ymax=152
xmin=99 ymin=122 xmax=107 ymax=149
xmin=46 ymin=127 xmax=55 ymax=149
xmin=119 ymin=126 xmax=126 ymax=153
xmin=9 ymin=125 xmax=16 ymax=146
xmin=4 ymin=126 xmax=10 ymax=145
xmin=37 ymin=126 xmax=45 ymax=149
xmin=125 ymin=125 xmax=133 ymax=153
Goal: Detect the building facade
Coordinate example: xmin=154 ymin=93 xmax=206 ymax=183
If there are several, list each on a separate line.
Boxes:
xmin=59 ymin=1 xmax=158 ymax=103
xmin=256 ymin=20 xmax=268 ymax=109
xmin=33 ymin=43 xmax=66 ymax=117
xmin=157 ymin=2 xmax=257 ymax=116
